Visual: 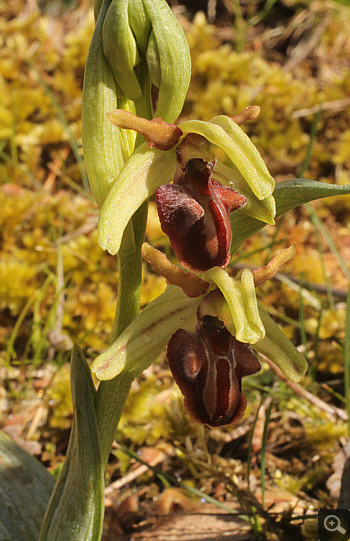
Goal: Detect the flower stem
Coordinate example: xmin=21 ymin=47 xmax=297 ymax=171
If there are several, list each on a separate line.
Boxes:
xmin=95 ymin=203 xmax=148 ymax=470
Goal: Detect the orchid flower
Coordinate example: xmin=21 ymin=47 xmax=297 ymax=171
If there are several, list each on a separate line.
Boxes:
xmin=92 ymin=246 xmax=308 ymax=427
xmin=167 ymin=310 xmax=261 ymax=427
xmin=97 ymin=107 xmax=276 ymax=261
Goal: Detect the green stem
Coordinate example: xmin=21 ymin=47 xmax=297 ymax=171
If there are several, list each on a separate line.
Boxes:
xmin=94 ymin=251 xmax=142 ymax=468
xmin=94 ymin=372 xmax=135 ymax=470
xmin=95 ymin=202 xmax=148 ymax=470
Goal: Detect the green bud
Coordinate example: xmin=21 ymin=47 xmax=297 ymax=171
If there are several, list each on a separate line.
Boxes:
xmin=103 ymin=0 xmax=143 ymax=101
xmin=146 ymin=30 xmax=161 ymax=88
xmin=142 ymin=0 xmax=191 ymax=122
xmin=82 ymin=0 xmax=125 ymax=208
xmin=83 ymin=0 xmax=191 ymax=207
xmin=128 ymin=0 xmax=152 ymax=57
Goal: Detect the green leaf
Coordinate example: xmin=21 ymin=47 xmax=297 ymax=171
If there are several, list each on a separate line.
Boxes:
xmin=92 ymin=285 xmax=200 ymax=380
xmin=331 ymin=0 xmax=350 ymax=6
xmin=230 ymin=179 xmax=350 ymax=253
xmin=39 ymin=346 xmax=104 ymax=541
xmin=0 ymin=431 xmax=55 ymax=541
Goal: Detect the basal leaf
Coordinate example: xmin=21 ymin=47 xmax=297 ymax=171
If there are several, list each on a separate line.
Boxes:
xmin=0 ymin=431 xmax=55 ymax=541
xmin=39 ymin=346 xmax=103 ymax=541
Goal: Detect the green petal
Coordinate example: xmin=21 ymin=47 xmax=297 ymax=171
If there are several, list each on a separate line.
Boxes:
xmin=204 ymin=267 xmax=265 ymax=344
xmin=92 ymin=286 xmax=200 ymax=380
xmin=214 ymin=161 xmax=276 ymax=224
xmin=230 ymin=179 xmax=350 ymax=254
xmin=98 ymin=143 xmax=176 ymax=255
xmin=253 ymin=306 xmax=308 ymax=383
xmin=179 ymin=117 xmax=274 ymax=200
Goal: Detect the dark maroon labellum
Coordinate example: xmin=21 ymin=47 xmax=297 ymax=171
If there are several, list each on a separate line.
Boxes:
xmin=156 ymin=159 xmax=246 ymax=272
xmin=167 ymin=316 xmax=261 ymax=428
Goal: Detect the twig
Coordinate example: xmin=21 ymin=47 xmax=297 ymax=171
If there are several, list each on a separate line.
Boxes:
xmin=292 ymin=97 xmax=350 ymax=119
xmin=105 ymin=445 xmax=169 ymax=495
xmin=232 ymin=263 xmax=349 ymax=299
xmin=47 ymin=241 xmax=72 ymax=355
xmin=59 ymin=216 xmax=98 ymax=244
xmin=261 ymin=355 xmax=348 ymax=422
xmin=283 ymin=14 xmax=330 ymax=72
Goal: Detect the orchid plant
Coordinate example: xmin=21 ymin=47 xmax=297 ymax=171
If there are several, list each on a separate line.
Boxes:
xmin=38 ymin=0 xmax=350 ymax=539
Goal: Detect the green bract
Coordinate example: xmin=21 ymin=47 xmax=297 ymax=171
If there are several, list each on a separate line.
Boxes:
xmin=82 ymin=0 xmax=125 ymax=208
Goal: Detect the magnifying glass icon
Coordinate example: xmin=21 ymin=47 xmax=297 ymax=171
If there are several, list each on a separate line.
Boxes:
xmin=324 ymin=514 xmax=346 ymax=534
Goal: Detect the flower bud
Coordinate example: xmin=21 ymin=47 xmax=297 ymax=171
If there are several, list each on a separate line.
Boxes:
xmin=83 ymin=0 xmax=191 ymax=208
xmin=142 ymin=0 xmax=191 ymax=123
xmin=103 ymin=0 xmax=143 ymax=100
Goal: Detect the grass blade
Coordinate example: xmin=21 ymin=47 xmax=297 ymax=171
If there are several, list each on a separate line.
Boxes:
xmin=260 ymin=399 xmax=273 ymax=510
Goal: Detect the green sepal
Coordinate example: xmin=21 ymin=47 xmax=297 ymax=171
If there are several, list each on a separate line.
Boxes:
xmin=0 ymin=431 xmax=55 ymax=541
xmin=142 ymin=0 xmax=191 ymax=123
xmin=103 ymin=0 xmax=143 ymax=101
xmin=214 ymin=160 xmax=276 ymax=224
xmin=230 ymin=179 xmax=350 ymax=253
xmin=98 ymin=144 xmax=176 ymax=255
xmin=92 ymin=285 xmax=200 ymax=381
xmin=82 ymin=0 xmax=125 ymax=208
xmin=180 ymin=117 xmax=275 ymax=201
xmin=204 ymin=267 xmax=265 ymax=344
xmin=38 ymin=346 xmax=104 ymax=541
xmin=253 ymin=306 xmax=308 ymax=383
